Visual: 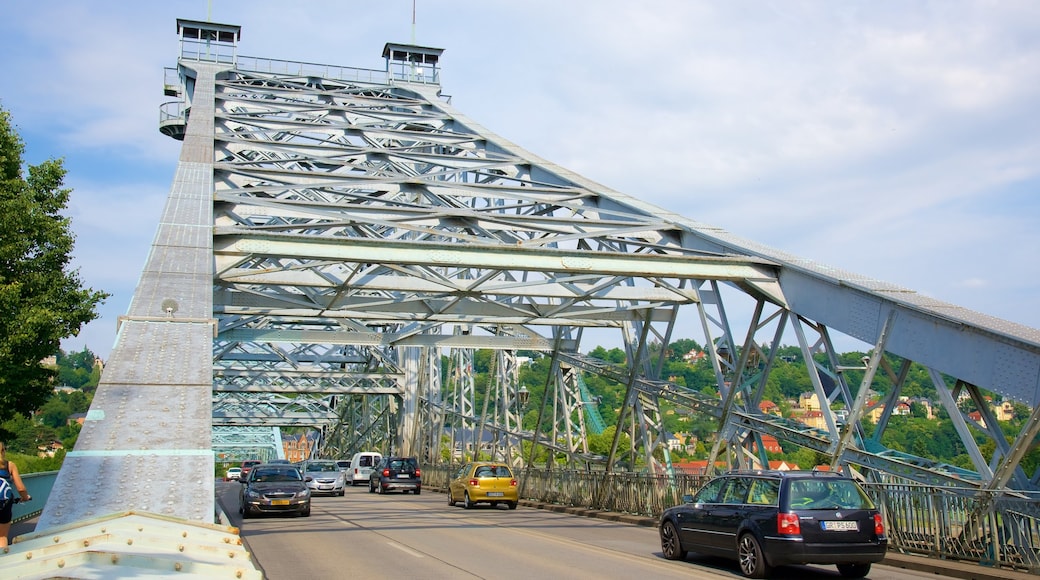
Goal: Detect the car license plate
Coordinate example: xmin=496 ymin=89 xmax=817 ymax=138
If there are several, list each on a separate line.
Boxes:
xmin=397 ymin=474 xmax=411 ymax=478
xmin=487 ymin=492 xmax=504 ymax=497
xmin=822 ymin=520 xmax=858 ymax=531
xmin=271 ymin=499 xmax=290 ymax=506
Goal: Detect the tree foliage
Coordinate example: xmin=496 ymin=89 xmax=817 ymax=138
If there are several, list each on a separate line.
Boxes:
xmin=0 ymin=108 xmax=109 ymax=427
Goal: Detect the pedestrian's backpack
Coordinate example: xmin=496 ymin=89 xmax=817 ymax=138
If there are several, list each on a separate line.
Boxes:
xmin=0 ymin=476 xmax=13 ymax=510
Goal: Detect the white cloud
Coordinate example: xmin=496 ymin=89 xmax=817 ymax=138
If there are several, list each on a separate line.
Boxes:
xmin=0 ymin=1 xmax=1034 ymax=358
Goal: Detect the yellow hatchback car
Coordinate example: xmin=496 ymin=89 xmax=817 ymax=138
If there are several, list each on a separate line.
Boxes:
xmin=447 ymin=462 xmax=519 ymax=510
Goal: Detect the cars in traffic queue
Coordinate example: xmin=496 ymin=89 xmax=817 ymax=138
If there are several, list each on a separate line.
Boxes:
xmin=300 ymin=460 xmax=347 ymax=496
xmin=224 ymin=467 xmax=242 ymax=482
xmin=658 ymin=469 xmax=887 ymax=579
xmin=346 ymin=451 xmax=382 ymax=486
xmin=369 ymin=456 xmax=421 ymax=494
xmin=447 ymin=462 xmax=519 ymax=509
xmin=239 ymin=459 xmax=262 ymax=480
xmin=239 ymin=463 xmax=311 ymax=518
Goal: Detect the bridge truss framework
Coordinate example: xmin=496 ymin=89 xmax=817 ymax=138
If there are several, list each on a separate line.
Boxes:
xmin=42 ymin=18 xmax=1040 ymax=541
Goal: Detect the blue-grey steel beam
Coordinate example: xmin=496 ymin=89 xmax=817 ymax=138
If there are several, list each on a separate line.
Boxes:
xmin=37 ymin=60 xmax=228 ymax=530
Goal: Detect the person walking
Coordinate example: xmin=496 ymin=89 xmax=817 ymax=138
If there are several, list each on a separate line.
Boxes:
xmin=0 ymin=442 xmax=32 ymax=548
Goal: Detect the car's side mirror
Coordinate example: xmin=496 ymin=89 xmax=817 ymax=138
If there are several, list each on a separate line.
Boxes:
xmin=305 ymin=476 xmax=313 ymax=482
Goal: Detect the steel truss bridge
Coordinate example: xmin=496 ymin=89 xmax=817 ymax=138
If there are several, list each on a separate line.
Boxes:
xmin=17 ymin=17 xmax=1040 ymax=578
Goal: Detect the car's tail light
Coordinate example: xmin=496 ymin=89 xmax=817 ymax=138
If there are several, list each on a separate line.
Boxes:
xmin=510 ymin=479 xmax=518 ymax=487
xmin=382 ymin=468 xmax=390 ymax=477
xmin=414 ymin=468 xmax=421 ymax=477
xmin=777 ymin=512 xmax=800 ymax=535
xmin=874 ymin=513 xmax=885 ymax=536
xmin=469 ymin=478 xmax=479 ymax=487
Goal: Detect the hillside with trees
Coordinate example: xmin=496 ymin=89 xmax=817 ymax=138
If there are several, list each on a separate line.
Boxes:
xmin=463 ymin=339 xmax=1036 ymax=475
xmin=0 ymin=347 xmax=98 ymax=472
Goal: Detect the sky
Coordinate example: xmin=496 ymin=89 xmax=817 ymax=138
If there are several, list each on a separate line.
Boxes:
xmin=1 ymin=1 xmax=1038 ymax=360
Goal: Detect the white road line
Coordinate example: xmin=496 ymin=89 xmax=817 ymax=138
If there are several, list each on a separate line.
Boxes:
xmin=387 ymin=541 xmax=425 ymax=558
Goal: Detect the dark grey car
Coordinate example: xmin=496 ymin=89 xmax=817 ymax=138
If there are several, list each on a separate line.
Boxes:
xmin=369 ymin=456 xmax=422 ymax=494
xmin=659 ymin=469 xmax=886 ymax=578
xmin=239 ymin=463 xmax=311 ymax=518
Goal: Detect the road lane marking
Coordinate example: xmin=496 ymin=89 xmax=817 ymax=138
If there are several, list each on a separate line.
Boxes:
xmin=387 ymin=542 xmax=425 ymax=558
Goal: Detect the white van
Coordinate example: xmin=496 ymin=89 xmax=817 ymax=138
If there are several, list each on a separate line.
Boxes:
xmin=347 ymin=451 xmax=382 ymax=486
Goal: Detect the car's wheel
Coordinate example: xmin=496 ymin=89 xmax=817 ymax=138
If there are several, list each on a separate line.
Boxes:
xmin=300 ymin=507 xmax=311 ymax=517
xmin=339 ymin=489 xmax=345 ymax=497
xmin=378 ymin=483 xmax=387 ymax=494
xmin=507 ymin=501 xmax=517 ymax=510
xmin=463 ymin=492 xmax=474 ymax=509
xmin=414 ymin=489 xmax=421 ymax=495
xmin=737 ymin=533 xmax=771 ymax=579
xmin=660 ymin=520 xmax=687 ymax=560
xmin=448 ymin=490 xmax=456 ymax=506
xmin=369 ymin=481 xmax=376 ymax=493
xmin=837 ymin=563 xmax=871 ymax=578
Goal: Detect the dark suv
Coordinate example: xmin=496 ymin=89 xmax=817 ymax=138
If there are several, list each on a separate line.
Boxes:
xmin=369 ymin=456 xmax=421 ymax=494
xmin=659 ymin=469 xmax=887 ymax=578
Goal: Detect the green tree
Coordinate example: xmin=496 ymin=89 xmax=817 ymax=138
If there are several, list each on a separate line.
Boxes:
xmin=0 ymin=108 xmax=108 ymax=432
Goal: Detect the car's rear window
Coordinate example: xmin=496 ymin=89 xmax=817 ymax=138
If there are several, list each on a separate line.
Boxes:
xmin=474 ymin=465 xmax=512 ymax=478
xmin=306 ymin=462 xmax=337 ymax=472
xmin=388 ymin=458 xmax=418 ymax=471
xmin=788 ymin=479 xmax=874 ymax=510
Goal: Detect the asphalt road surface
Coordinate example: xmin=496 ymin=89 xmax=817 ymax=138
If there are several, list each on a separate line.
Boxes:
xmin=216 ymin=481 xmax=958 ymax=580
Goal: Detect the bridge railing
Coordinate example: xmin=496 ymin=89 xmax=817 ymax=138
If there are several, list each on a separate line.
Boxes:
xmin=234 ymin=55 xmax=387 ymax=85
xmin=424 ymin=465 xmax=1040 ymax=573
xmin=864 ymin=481 xmax=1040 ymax=573
xmin=11 ymin=471 xmax=58 ymax=524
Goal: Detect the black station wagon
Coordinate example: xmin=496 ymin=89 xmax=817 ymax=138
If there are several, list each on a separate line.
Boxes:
xmin=659 ymin=469 xmax=887 ymax=578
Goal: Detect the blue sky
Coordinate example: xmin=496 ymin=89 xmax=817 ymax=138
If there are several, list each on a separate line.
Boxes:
xmin=2 ymin=1 xmax=1038 ymax=359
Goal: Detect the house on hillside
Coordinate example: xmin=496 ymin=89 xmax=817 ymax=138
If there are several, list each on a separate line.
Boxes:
xmin=800 ymin=410 xmax=826 ymax=430
xmin=682 ymin=349 xmax=707 ymax=364
xmin=755 ymin=434 xmax=783 ymax=454
xmin=758 ymin=400 xmax=781 ymax=416
xmin=799 ymin=391 xmax=820 ymax=411
xmin=994 ymin=400 xmax=1016 ymax=421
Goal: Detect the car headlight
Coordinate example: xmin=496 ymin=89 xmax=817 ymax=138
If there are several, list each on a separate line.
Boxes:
xmin=297 ymin=489 xmax=311 ymax=498
xmin=246 ymin=490 xmax=260 ymax=499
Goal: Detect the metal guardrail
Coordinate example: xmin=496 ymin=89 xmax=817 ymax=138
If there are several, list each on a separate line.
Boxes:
xmin=865 ymin=481 xmax=1040 ymax=573
xmin=234 ymin=56 xmax=387 ymax=85
xmin=424 ymin=465 xmax=1040 ymax=574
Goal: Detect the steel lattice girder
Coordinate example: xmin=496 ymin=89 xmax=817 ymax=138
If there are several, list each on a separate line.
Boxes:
xmin=200 ymin=62 xmax=1040 ymax=492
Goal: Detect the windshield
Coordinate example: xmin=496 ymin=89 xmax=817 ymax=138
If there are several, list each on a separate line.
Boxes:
xmin=252 ymin=468 xmax=302 ymax=482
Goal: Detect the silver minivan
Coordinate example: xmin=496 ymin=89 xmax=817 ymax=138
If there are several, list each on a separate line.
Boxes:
xmin=347 ymin=451 xmax=382 ymax=486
